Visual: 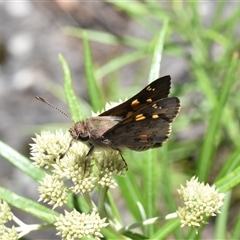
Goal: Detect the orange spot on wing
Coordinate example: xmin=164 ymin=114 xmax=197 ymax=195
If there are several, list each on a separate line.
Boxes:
xmin=135 ymin=114 xmax=146 ymax=121
xmin=138 ymin=134 xmax=150 ymax=142
xmin=152 ymin=114 xmax=159 ymax=119
xmin=126 ymin=111 xmax=133 ymax=117
xmin=131 ymin=99 xmax=140 ymax=106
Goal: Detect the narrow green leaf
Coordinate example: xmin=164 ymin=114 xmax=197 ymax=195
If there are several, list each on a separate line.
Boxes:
xmin=116 ymin=171 xmax=143 ymax=222
xmin=186 ymin=228 xmax=200 ymax=240
xmin=123 ymin=231 xmax=148 ymax=240
xmin=143 ymin=149 xmax=158 ymax=235
xmin=148 ymin=18 xmax=169 ymax=82
xmin=211 ymin=1 xmax=227 ymax=27
xmin=216 ymin=146 xmax=240 ymax=180
xmin=216 ymin=165 xmax=240 ymax=193
xmin=64 ymin=27 xmax=148 ymax=49
xmin=107 ymin=191 xmax=122 ymax=225
xmin=159 ymin=145 xmax=183 ymax=239
xmin=215 ymin=191 xmax=231 ymax=239
xmin=0 ymin=186 xmax=58 ymax=223
xmin=106 ymin=0 xmax=148 ymax=16
xmin=197 ymin=52 xmax=239 ymax=180
xmin=143 ymin=18 xmax=169 ymax=236
xmin=213 ymin=5 xmax=240 ymax=34
xmin=204 ymin=29 xmax=231 ymax=47
xmin=95 ymin=50 xmax=148 ymax=80
xmin=0 ymin=140 xmax=44 ymax=181
xmin=83 ymin=31 xmax=104 ymax=112
xmin=231 ymin=203 xmax=240 ymax=239
xmin=192 ymin=67 xmax=217 ymax=108
xmin=102 ymin=226 xmax=127 ymax=239
xmin=59 ymin=54 xmax=82 ymax=122
xmin=159 ymin=145 xmax=175 ymax=210
xmin=151 ymin=219 xmax=181 ymax=239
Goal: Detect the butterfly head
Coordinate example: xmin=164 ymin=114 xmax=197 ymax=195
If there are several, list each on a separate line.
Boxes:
xmin=69 ymin=121 xmax=89 ymax=142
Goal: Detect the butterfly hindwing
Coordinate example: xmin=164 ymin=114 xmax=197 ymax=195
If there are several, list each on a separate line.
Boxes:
xmin=102 ymin=97 xmax=180 ymax=151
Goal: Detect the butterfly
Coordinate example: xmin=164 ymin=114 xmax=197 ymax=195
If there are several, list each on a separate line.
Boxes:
xmin=36 ymin=75 xmax=180 ymax=167
xmin=67 ymin=75 xmax=180 ymax=163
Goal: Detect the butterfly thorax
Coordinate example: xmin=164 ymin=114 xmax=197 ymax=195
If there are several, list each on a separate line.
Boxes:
xmin=69 ymin=116 xmax=124 ymax=148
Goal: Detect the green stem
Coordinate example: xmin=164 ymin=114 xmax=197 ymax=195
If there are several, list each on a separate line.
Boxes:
xmin=119 ymin=216 xmax=164 ymax=232
xmin=83 ymin=192 xmax=95 ymax=210
xmin=98 ymin=186 xmax=109 ymax=218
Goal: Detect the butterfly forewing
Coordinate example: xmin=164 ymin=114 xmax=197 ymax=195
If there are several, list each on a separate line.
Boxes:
xmin=99 ymin=75 xmax=171 ymax=118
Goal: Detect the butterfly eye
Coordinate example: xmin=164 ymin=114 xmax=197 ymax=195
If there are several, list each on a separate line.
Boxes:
xmin=69 ymin=122 xmax=89 ymax=142
xmin=78 ymin=135 xmax=89 ymax=142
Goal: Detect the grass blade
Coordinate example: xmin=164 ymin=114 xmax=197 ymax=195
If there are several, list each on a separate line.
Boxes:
xmin=197 ymin=52 xmax=239 ymax=180
xmin=0 ymin=186 xmax=58 ymax=223
xmin=59 ymin=54 xmax=82 ymax=122
xmin=83 ymin=31 xmax=104 ymax=112
xmin=215 ymin=191 xmax=231 ymax=239
xmin=148 ymin=18 xmax=169 ymax=82
xmin=95 ymin=50 xmax=148 ymax=80
xmin=65 ymin=27 xmax=148 ymax=49
xmin=0 ymin=140 xmax=44 ymax=181
xmin=216 ymin=165 xmax=240 ymax=193
xmin=142 ymin=18 xmax=169 ymax=236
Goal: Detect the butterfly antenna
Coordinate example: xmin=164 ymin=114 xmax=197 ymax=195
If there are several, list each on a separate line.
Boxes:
xmin=35 ymin=96 xmax=70 ymax=119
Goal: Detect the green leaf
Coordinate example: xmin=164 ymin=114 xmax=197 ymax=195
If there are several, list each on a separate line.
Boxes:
xmin=116 ymin=170 xmax=143 ymax=222
xmin=107 ymin=191 xmax=122 ymax=225
xmin=148 ymin=18 xmax=169 ymax=82
xmin=142 ymin=18 xmax=169 ymax=236
xmin=216 ymin=146 xmax=240 ymax=180
xmin=95 ymin=50 xmax=148 ymax=80
xmin=102 ymin=226 xmax=126 ymax=239
xmin=215 ymin=191 xmax=231 ymax=239
xmin=82 ymin=31 xmax=104 ymax=112
xmin=59 ymin=54 xmax=82 ymax=122
xmin=232 ymin=203 xmax=240 ymax=239
xmin=151 ymin=219 xmax=181 ymax=239
xmin=106 ymin=0 xmax=148 ymax=16
xmin=0 ymin=186 xmax=58 ymax=223
xmin=123 ymin=231 xmax=148 ymax=240
xmin=197 ymin=52 xmax=239 ymax=181
xmin=0 ymin=140 xmax=44 ymax=181
xmin=65 ymin=27 xmax=148 ymax=49
xmin=216 ymin=165 xmax=240 ymax=193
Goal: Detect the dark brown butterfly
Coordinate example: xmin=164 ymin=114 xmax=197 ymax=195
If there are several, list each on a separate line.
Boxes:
xmin=36 ymin=75 xmax=180 ymax=165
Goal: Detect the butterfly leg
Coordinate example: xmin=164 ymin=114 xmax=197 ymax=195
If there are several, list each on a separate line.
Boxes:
xmin=86 ymin=145 xmax=94 ymax=157
xmin=117 ymin=149 xmax=128 ymax=170
xmin=82 ymin=145 xmax=94 ymax=173
xmin=59 ymin=138 xmax=74 ymax=159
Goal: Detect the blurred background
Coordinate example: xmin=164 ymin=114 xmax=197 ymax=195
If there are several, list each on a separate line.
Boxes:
xmin=0 ymin=1 xmax=240 ymax=239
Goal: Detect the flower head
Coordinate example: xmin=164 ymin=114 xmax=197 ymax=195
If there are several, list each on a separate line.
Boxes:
xmin=96 ymin=150 xmax=127 ymax=188
xmin=176 ymin=176 xmax=225 ymax=230
xmin=91 ymin=100 xmax=126 ymax=116
xmin=0 ymin=200 xmax=18 ymax=240
xmin=30 ymin=130 xmax=71 ymax=168
xmin=38 ymin=174 xmax=68 ymax=209
xmin=0 ymin=225 xmax=18 ymax=240
xmin=54 ymin=209 xmax=108 ymax=240
xmin=52 ymin=141 xmax=96 ymax=194
xmin=0 ymin=200 xmax=12 ymax=225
